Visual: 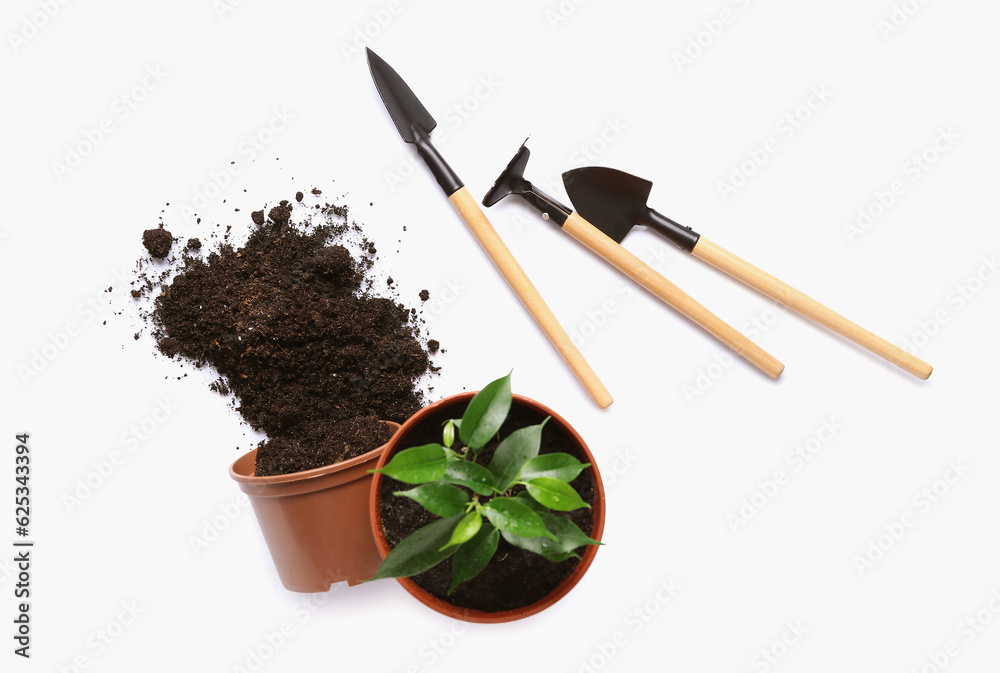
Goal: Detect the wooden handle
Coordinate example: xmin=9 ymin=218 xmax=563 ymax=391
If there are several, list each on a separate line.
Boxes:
xmin=563 ymin=213 xmax=784 ymax=378
xmin=691 ymin=237 xmax=933 ymax=380
xmin=447 ymin=188 xmax=613 ymax=408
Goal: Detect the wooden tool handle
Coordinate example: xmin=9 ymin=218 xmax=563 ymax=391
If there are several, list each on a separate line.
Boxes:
xmin=447 ymin=188 xmax=614 ymax=408
xmin=563 ymin=212 xmax=784 ymax=378
xmin=691 ymin=237 xmax=932 ymax=380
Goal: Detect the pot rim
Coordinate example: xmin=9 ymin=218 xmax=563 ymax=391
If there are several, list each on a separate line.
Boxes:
xmin=369 ymin=392 xmax=605 ymax=623
xmin=229 ymin=421 xmax=401 ymax=496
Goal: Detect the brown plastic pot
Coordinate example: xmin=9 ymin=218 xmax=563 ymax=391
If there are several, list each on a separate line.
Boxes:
xmin=229 ymin=421 xmax=399 ymax=593
xmin=370 ymin=394 xmax=605 ymax=623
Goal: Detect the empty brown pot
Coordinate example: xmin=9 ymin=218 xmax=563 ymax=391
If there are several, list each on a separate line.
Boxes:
xmin=370 ymin=394 xmax=605 ymax=623
xmin=230 ymin=421 xmax=399 ymax=593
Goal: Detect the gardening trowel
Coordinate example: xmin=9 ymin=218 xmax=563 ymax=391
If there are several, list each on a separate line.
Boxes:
xmin=483 ymin=142 xmax=784 ymax=379
xmin=563 ymin=166 xmax=933 ymax=380
xmin=365 ymin=50 xmax=613 ymax=408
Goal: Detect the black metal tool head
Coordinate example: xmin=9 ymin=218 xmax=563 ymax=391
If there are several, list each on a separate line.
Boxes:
xmin=366 ymin=48 xmax=462 ymax=196
xmin=366 ymin=48 xmax=437 ymax=143
xmin=483 ymin=142 xmax=571 ymax=225
xmin=562 ymin=167 xmax=652 ymax=244
xmin=483 ymin=140 xmax=532 ymax=206
xmin=563 ymin=166 xmax=700 ymax=251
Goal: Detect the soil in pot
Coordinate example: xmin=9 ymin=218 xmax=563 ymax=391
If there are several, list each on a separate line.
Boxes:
xmin=377 ymin=403 xmax=597 ymax=613
xmin=254 ymin=415 xmax=396 ymax=476
xmin=132 ymin=192 xmax=440 ymax=475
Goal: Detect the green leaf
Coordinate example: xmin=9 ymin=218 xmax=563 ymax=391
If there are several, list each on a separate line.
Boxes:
xmin=393 ymin=484 xmax=469 ymax=518
xmin=543 ymin=514 xmax=601 ymax=549
xmin=439 ymin=510 xmax=482 ymax=551
xmin=459 ymin=372 xmax=512 ymax=450
xmin=371 ymin=515 xmax=463 ymax=580
xmin=449 ymin=523 xmax=499 ymax=594
xmin=442 ymin=421 xmax=456 ymax=449
xmin=488 ymin=420 xmax=547 ymax=492
xmin=520 ymin=453 xmax=590 ymax=483
xmin=440 ymin=461 xmax=496 ymax=496
xmin=525 ymin=477 xmax=590 ymax=512
xmin=482 ymin=497 xmax=557 ymax=541
xmin=501 ymin=513 xmax=600 ymax=561
xmin=515 ymin=491 xmax=546 ymax=512
xmin=373 ymin=444 xmax=448 ymax=484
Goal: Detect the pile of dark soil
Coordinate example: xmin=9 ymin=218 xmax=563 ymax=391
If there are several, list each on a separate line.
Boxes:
xmin=136 ymin=194 xmax=438 ymax=476
xmin=377 ymin=402 xmax=597 ymax=613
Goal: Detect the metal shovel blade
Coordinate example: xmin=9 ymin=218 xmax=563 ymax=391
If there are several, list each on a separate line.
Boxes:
xmin=366 ymin=48 xmax=437 ymax=143
xmin=562 ymin=166 xmax=653 ymax=244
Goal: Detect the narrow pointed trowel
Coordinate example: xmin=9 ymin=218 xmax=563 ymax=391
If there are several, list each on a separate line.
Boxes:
xmin=365 ymin=50 xmax=612 ymax=407
xmin=483 ymin=142 xmax=784 ymax=378
xmin=563 ymin=166 xmax=933 ymax=380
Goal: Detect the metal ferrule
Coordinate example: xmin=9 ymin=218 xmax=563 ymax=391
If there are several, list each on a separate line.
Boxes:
xmin=518 ymin=183 xmax=571 ymax=226
xmin=413 ymin=129 xmax=463 ymax=196
xmin=641 ymin=208 xmax=701 ymax=252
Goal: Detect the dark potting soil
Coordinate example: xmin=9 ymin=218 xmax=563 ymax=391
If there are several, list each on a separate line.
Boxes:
xmin=378 ymin=401 xmax=597 ymax=613
xmin=255 ymin=415 xmax=396 ymax=476
xmin=137 ymin=194 xmax=439 ymax=476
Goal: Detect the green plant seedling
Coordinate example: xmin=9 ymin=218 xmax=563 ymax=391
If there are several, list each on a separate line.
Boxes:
xmin=371 ymin=372 xmax=600 ymax=593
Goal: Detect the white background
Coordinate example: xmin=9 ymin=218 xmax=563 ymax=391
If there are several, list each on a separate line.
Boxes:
xmin=2 ymin=0 xmax=999 ymax=671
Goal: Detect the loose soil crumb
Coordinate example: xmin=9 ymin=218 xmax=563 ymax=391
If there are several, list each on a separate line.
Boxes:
xmin=267 ymin=203 xmax=291 ymax=223
xmin=209 ymin=379 xmax=231 ymax=396
xmin=185 ymin=238 xmax=202 ymax=251
xmin=419 ymin=289 xmax=429 ymax=302
xmin=427 ymin=339 xmax=439 ymax=353
xmin=136 ymin=192 xmax=439 ymax=476
xmin=142 ymin=227 xmax=173 ymax=258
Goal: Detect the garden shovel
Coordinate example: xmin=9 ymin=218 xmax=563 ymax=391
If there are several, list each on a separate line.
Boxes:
xmin=483 ymin=142 xmax=784 ymax=378
xmin=365 ymin=50 xmax=613 ymax=408
xmin=563 ymin=166 xmax=933 ymax=380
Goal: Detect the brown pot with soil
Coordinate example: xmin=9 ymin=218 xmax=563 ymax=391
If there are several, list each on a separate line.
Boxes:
xmin=369 ymin=384 xmax=606 ymax=623
xmin=135 ymin=194 xmax=442 ymax=592
xmin=230 ymin=421 xmax=400 ymax=592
